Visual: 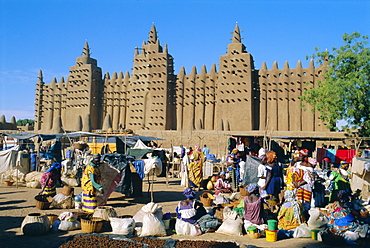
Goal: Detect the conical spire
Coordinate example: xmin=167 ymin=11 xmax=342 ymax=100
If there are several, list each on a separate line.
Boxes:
xmin=148 ymin=24 xmax=157 ymax=44
xmin=38 ymin=69 xmax=43 ymax=81
xmin=82 ymin=41 xmax=90 ymax=57
xmin=232 ymin=23 xmax=241 ymax=43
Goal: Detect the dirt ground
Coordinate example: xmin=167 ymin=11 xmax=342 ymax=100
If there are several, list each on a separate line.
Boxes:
xmin=0 ymin=176 xmax=346 ymax=248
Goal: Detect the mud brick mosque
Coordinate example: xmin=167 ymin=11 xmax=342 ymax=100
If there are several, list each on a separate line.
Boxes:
xmin=33 ymin=24 xmax=345 ymax=153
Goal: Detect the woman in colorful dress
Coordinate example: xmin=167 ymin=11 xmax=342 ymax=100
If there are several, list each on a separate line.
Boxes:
xmin=285 ymin=149 xmax=308 ymax=191
xmin=277 ymin=190 xmax=306 ymax=230
xmin=188 ymin=146 xmax=204 ymax=189
xmin=40 ymin=162 xmax=62 ymax=197
xmin=328 ymin=161 xmax=351 ymax=203
xmin=81 ymin=154 xmax=104 ymax=213
xmin=295 ymin=157 xmax=316 ymax=212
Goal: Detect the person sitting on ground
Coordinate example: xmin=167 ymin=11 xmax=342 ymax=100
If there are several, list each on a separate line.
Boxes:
xmin=175 ymin=188 xmax=207 ymax=236
xmin=277 ymin=190 xmax=306 ymax=230
xmin=244 ymin=183 xmax=264 ymax=225
xmin=214 ymin=171 xmax=232 ymax=195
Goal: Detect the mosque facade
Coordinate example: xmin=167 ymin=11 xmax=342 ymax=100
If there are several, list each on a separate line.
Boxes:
xmin=34 ymin=24 xmax=330 ymax=136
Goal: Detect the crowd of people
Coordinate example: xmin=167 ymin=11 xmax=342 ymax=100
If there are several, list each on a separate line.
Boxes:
xmin=175 ymin=145 xmax=370 ymax=244
xmin=37 ymin=142 xmax=370 ymax=244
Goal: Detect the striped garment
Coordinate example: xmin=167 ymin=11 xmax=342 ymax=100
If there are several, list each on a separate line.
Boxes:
xmin=42 ymin=185 xmax=56 ymax=197
xmin=82 ymin=193 xmax=97 ymax=213
xmin=296 ymin=187 xmax=312 ymax=203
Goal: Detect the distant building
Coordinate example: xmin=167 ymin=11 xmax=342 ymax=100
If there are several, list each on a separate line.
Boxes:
xmin=34 ymin=24 xmax=329 ymax=135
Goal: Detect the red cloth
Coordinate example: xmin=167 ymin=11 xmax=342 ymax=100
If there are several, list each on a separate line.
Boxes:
xmin=334 ymin=149 xmax=356 ymax=164
xmin=316 ymin=148 xmax=326 ymax=163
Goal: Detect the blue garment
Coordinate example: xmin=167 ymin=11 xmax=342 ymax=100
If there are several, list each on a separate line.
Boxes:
xmin=266 ymin=164 xmax=283 ymax=195
xmin=30 ymin=153 xmax=37 ymax=171
xmin=202 ymin=147 xmax=210 ymax=156
xmin=132 ymin=160 xmax=145 ymax=179
xmin=326 ymin=149 xmax=336 ymax=164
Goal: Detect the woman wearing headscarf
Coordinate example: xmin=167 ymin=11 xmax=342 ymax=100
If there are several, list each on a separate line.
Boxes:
xmin=40 ymin=162 xmax=62 ymax=197
xmin=81 ymin=154 xmax=104 ymax=213
xmin=262 ymin=151 xmax=283 ymax=204
xmin=175 ymin=188 xmax=206 ymax=236
xmin=214 ymin=171 xmax=232 ymax=195
xmin=277 ymin=190 xmax=306 ymax=230
xmin=328 ymin=161 xmax=352 ymax=203
xmin=244 ymin=183 xmax=264 ymax=225
xmin=295 ymin=157 xmax=316 ymax=212
xmin=188 ymin=146 xmax=205 ymax=189
xmin=285 ymin=149 xmax=309 ymax=191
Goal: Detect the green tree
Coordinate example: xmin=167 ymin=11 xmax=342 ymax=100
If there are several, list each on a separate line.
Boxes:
xmin=302 ymin=32 xmax=370 ymax=136
xmin=16 ymin=119 xmax=34 ymax=127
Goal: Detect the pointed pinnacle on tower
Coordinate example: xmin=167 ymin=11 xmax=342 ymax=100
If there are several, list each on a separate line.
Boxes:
xmin=232 ymin=23 xmax=241 ymax=43
xmin=148 ymin=24 xmax=157 ymax=44
xmin=82 ymin=41 xmax=91 ymax=57
xmin=38 ymin=69 xmax=43 ymax=81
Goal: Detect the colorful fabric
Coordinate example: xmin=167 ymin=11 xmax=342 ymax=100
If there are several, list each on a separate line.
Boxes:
xmin=183 ymin=188 xmax=197 ymax=198
xmin=285 ymin=164 xmax=304 ymax=191
xmin=40 ymin=168 xmax=61 ymax=196
xmin=329 ymin=170 xmax=351 ymax=203
xmin=299 ymin=149 xmax=309 ymax=156
xmin=82 ymin=193 xmax=97 ymax=213
xmin=296 ymin=188 xmax=312 ymax=203
xmin=188 ymin=150 xmax=204 ymax=186
xmin=326 ymin=201 xmax=359 ymax=233
xmin=81 ymin=164 xmax=101 ymax=195
xmin=277 ymin=190 xmax=305 ymax=230
xmin=335 ymin=149 xmax=356 ymax=164
xmin=247 ymin=183 xmax=259 ymax=194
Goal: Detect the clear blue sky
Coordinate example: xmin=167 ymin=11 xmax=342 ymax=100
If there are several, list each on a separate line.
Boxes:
xmin=0 ymin=0 xmax=369 ymax=121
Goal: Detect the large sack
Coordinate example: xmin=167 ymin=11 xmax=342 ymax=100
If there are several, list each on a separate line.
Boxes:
xmin=293 ymin=223 xmax=312 ymax=238
xmin=25 ymin=171 xmax=43 ymax=182
xmin=307 ymin=208 xmax=328 ymax=229
xmin=216 ymin=218 xmax=243 ymax=236
xmin=109 ymin=217 xmax=135 ymax=235
xmin=139 ymin=202 xmax=166 ymax=237
xmin=175 ymin=218 xmax=200 ymax=236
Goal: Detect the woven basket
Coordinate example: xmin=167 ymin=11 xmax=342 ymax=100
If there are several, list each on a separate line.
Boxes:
xmin=200 ymin=193 xmax=214 ymax=207
xmin=81 ymin=217 xmax=104 ymax=233
xmin=44 ymin=214 xmax=58 ymax=225
xmin=35 ymin=195 xmax=51 ymax=210
xmin=247 ymin=232 xmax=261 ymax=239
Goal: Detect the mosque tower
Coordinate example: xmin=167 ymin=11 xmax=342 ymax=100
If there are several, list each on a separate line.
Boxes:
xmin=127 ymin=25 xmax=176 ymax=130
xmin=215 ymin=23 xmax=258 ymax=131
xmin=64 ymin=42 xmax=103 ymax=131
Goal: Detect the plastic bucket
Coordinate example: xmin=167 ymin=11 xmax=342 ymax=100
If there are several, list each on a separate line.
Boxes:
xmin=267 ymin=219 xmax=278 ymax=231
xmin=266 ymin=230 xmax=278 ymax=242
xmin=311 ymin=229 xmax=320 ymax=240
xmin=247 ymin=226 xmax=257 ymax=233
